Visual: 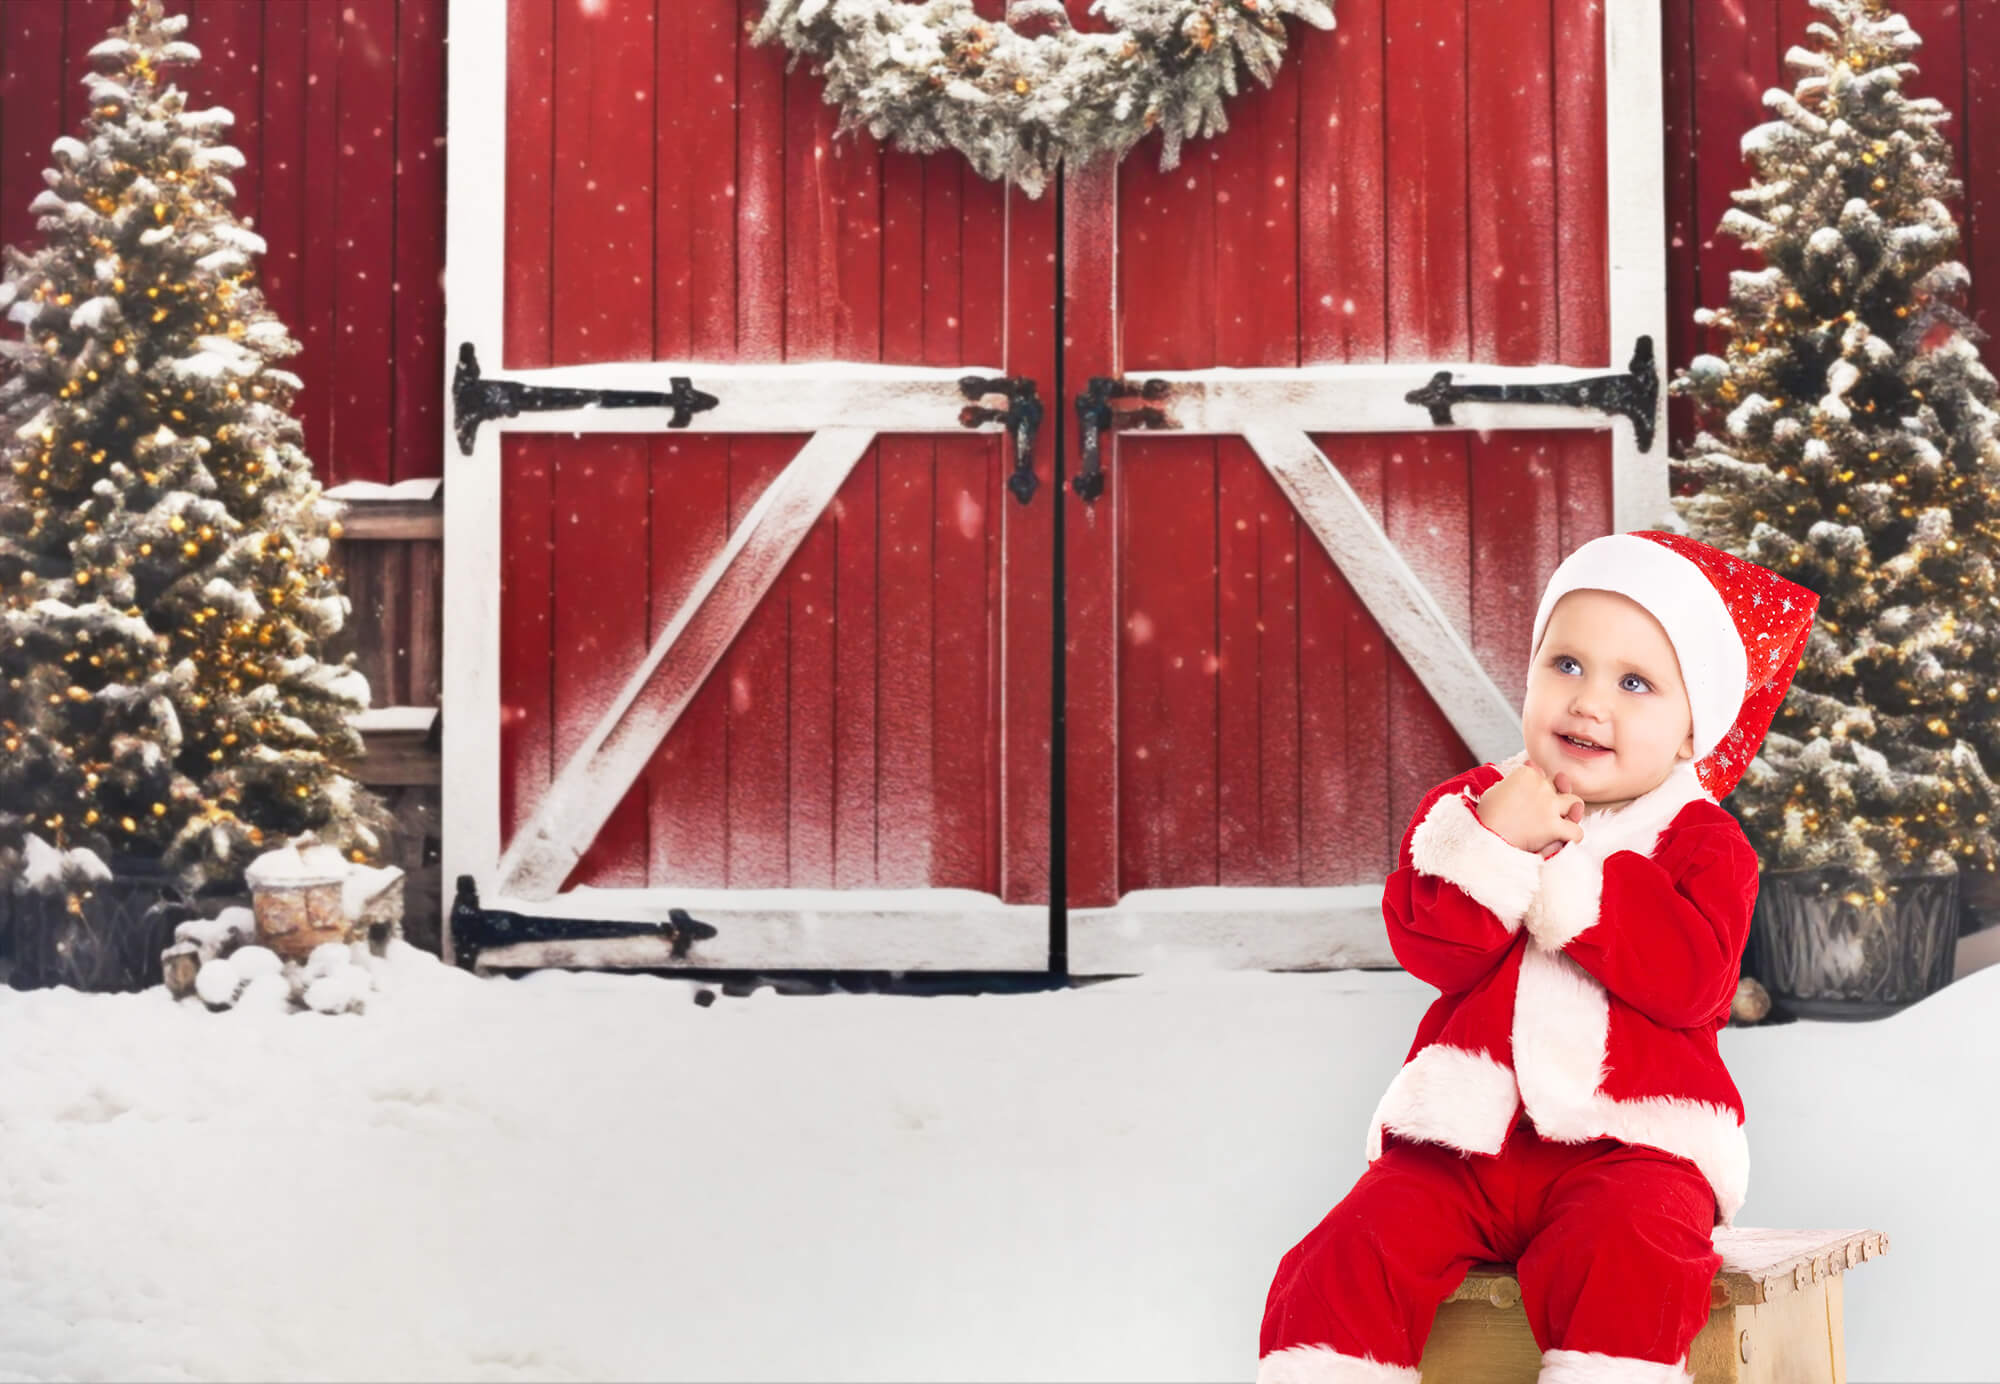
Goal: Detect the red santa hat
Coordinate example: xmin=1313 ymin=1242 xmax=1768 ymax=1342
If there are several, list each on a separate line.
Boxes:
xmin=1528 ymin=530 xmax=1821 ymax=799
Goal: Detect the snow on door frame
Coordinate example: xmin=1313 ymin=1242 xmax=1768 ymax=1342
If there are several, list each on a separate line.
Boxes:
xmin=1065 ymin=0 xmax=1669 ymax=973
xmin=439 ymin=0 xmax=1045 ymax=972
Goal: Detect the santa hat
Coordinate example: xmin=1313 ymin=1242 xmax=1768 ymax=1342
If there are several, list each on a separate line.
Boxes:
xmin=1528 ymin=530 xmax=1821 ymax=799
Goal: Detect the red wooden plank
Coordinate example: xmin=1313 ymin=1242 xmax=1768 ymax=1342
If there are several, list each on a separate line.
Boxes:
xmin=1470 ymin=0 xmax=1555 ymax=367
xmin=296 ymin=0 xmax=340 ymax=478
xmin=1383 ymin=0 xmax=1474 ymax=841
xmin=1 ymin=4 xmax=67 ymax=258
xmin=1114 ymin=80 xmax=1222 ymax=892
xmin=1117 ymin=429 xmax=1221 ymax=891
xmin=1001 ymin=176 xmax=1056 ymax=908
xmin=1692 ymin=0 xmax=1780 ymax=360
xmin=1663 ymin=0 xmax=1698 ymax=454
xmin=645 ymin=0 xmax=740 ymax=888
xmin=1384 ymin=0 xmax=1468 ymax=363
xmin=958 ymin=166 xmax=1006 ymax=897
xmin=1059 ymin=156 xmax=1118 ymax=908
xmin=1299 ymin=0 xmax=1385 ymax=363
xmin=549 ymin=0 xmax=654 ymax=891
xmin=1215 ymin=55 xmax=1303 ymax=885
xmin=873 ymin=145 xmax=935 ymax=889
xmin=1554 ymin=0 xmax=1607 ymax=366
xmin=828 ymin=83 xmax=883 ymax=892
xmin=1967 ymin=0 xmax=2000 ymax=345
xmin=782 ymin=77 xmax=839 ymax=888
xmin=499 ymin=0 xmax=555 ymax=853
xmin=256 ymin=0 xmax=309 ymax=344
xmin=392 ymin=0 xmax=446 ymax=484
xmin=931 ymin=159 xmax=997 ymax=891
xmin=725 ymin=0 xmax=793 ymax=887
xmin=327 ymin=0 xmax=397 ymax=486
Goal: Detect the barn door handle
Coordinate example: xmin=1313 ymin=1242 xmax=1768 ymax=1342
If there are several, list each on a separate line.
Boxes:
xmin=959 ymin=375 xmax=1044 ymax=506
xmin=1404 ymin=335 xmax=1660 ymax=453
xmin=1072 ymin=376 xmax=1175 ymax=503
xmin=451 ymin=342 xmax=721 ymax=455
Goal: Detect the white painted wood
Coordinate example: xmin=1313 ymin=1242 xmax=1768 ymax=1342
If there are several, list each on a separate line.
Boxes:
xmin=460 ymin=361 xmax=1016 ymax=438
xmin=1244 ymin=426 xmax=1521 ymax=765
xmin=441 ymin=0 xmax=508 ymax=966
xmin=1607 ymin=0 xmax=1671 ymax=536
xmin=1067 ymin=886 xmax=1397 ymax=973
xmin=470 ymin=886 xmax=1048 ymax=973
xmin=1097 ymin=362 xmax=1646 ymax=437
xmin=496 ymin=427 xmax=878 ymax=900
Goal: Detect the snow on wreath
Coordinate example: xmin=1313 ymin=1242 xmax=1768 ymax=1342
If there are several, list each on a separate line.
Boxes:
xmin=750 ymin=0 xmax=1337 ymax=198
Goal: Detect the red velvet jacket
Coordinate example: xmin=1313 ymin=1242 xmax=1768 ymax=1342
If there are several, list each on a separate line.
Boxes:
xmin=1365 ymin=748 xmax=1762 ymax=1227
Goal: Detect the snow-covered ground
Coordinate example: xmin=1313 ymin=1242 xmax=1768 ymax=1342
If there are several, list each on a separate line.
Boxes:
xmin=1 ymin=947 xmax=1995 ymax=1382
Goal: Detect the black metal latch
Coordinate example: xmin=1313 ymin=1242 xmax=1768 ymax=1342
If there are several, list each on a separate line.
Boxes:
xmin=1072 ymin=375 xmax=1174 ymax=503
xmin=1405 ymin=335 xmax=1660 ymax=453
xmin=451 ymin=342 xmax=721 ymax=456
xmin=959 ymin=375 xmax=1044 ymax=505
xmin=449 ymin=875 xmax=719 ymax=971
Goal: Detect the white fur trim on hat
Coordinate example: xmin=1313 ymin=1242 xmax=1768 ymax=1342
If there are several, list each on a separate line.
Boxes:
xmin=1529 ymin=534 xmax=1749 ymax=762
xmin=1536 ymin=1349 xmax=1693 ymax=1383
xmin=1257 ymin=1345 xmax=1422 ymax=1384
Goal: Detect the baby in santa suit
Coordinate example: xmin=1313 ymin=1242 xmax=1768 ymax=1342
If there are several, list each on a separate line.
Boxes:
xmin=1258 ymin=530 xmax=1820 ymax=1384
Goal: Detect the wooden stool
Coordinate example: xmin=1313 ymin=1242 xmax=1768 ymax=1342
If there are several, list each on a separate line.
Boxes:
xmin=1418 ymin=1227 xmax=1889 ymax=1382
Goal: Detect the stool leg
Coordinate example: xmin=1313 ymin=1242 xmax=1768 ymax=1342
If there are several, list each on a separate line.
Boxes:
xmin=1536 ymin=1348 xmax=1694 ymax=1383
xmin=1257 ymin=1345 xmax=1422 ymax=1384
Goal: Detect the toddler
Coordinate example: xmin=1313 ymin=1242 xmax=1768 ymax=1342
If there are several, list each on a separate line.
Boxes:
xmin=1258 ymin=530 xmax=1819 ymax=1384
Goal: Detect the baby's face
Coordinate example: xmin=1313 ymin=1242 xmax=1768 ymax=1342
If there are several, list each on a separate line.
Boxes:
xmin=1522 ymin=589 xmax=1695 ymax=813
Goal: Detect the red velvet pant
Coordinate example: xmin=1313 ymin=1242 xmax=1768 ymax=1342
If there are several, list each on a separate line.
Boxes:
xmin=1261 ymin=1109 xmax=1724 ymax=1372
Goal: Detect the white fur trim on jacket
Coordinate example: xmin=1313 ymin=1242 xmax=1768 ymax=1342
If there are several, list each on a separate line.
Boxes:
xmin=1407 ymin=786 xmax=1544 ymax=932
xmin=1536 ymin=1348 xmax=1694 ymax=1383
xmin=1365 ymin=1043 xmax=1520 ymax=1163
xmin=1257 ymin=1345 xmax=1422 ymax=1384
xmin=1513 ymin=943 xmax=1751 ymax=1227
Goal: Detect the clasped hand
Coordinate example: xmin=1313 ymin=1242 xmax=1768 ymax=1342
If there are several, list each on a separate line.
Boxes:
xmin=1476 ymin=762 xmax=1586 ymax=859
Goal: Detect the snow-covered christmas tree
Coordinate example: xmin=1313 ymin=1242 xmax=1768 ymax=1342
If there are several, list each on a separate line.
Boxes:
xmin=0 ymin=0 xmax=390 ymax=906
xmin=1669 ymin=0 xmax=2000 ymax=887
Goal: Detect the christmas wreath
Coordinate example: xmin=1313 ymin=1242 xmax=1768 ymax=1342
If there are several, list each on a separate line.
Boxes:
xmin=750 ymin=0 xmax=1337 ymax=198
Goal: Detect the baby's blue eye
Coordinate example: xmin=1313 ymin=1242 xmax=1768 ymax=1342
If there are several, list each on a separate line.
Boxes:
xmin=1553 ymin=655 xmax=1650 ymax=693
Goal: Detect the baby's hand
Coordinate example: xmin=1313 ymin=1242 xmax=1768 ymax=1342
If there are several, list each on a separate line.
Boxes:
xmin=1476 ymin=763 xmax=1585 ymax=856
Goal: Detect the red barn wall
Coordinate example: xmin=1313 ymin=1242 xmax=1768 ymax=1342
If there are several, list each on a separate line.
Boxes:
xmin=1 ymin=0 xmax=1995 ymax=475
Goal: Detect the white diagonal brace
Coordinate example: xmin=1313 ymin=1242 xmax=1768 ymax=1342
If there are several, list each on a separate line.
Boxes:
xmin=1243 ymin=426 xmax=1520 ymax=765
xmin=497 ymin=426 xmax=878 ymax=900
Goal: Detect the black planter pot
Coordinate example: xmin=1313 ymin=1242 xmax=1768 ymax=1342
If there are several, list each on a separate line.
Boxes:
xmin=8 ymin=854 xmax=199 ymax=993
xmin=1748 ymin=864 xmax=1959 ymax=1020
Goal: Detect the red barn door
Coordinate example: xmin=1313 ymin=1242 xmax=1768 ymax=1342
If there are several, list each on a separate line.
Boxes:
xmin=441 ymin=0 xmax=1057 ymax=971
xmin=1059 ymin=0 xmax=1670 ymax=970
